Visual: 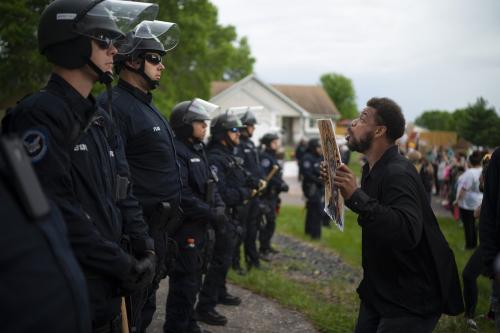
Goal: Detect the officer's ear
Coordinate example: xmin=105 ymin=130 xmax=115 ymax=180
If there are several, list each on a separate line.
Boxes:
xmin=126 ymin=59 xmax=142 ymax=70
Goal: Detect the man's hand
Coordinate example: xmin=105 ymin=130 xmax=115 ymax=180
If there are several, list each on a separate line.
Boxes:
xmin=319 ymin=161 xmax=328 ymax=182
xmin=333 ymin=164 xmax=357 ymax=200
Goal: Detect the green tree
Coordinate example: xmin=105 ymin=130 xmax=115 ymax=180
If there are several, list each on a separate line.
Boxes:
xmin=0 ymin=0 xmax=51 ymax=109
xmin=320 ymin=72 xmax=358 ymax=120
xmin=414 ymin=110 xmax=455 ymax=131
xmin=455 ymin=97 xmax=500 ymax=147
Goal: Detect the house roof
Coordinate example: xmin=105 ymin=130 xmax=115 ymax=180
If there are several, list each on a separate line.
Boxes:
xmin=211 ymin=77 xmax=339 ymax=117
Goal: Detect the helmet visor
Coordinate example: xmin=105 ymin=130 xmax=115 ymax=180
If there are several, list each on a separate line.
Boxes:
xmin=74 ymin=0 xmax=159 ymax=41
xmin=186 ymin=99 xmax=220 ymax=123
xmin=116 ymin=20 xmax=180 ymax=55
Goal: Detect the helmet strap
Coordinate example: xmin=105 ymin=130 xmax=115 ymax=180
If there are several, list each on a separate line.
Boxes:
xmin=87 ymin=59 xmax=113 ymax=85
xmin=124 ymin=59 xmax=159 ymax=91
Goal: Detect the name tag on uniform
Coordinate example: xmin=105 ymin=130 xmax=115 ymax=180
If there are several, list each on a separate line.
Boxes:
xmin=109 ymin=151 xmax=115 ymax=158
xmin=74 ymin=144 xmax=88 ymax=152
xmin=190 ymin=158 xmax=201 ymax=163
xmin=244 ymin=148 xmax=251 ymax=153
xmin=153 ymin=126 xmax=161 ymax=132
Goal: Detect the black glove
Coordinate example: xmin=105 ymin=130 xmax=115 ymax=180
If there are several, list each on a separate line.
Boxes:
xmin=246 ymin=176 xmax=260 ymax=190
xmin=120 ymin=252 xmax=156 ymax=294
xmin=280 ymin=183 xmax=289 ymax=193
xmin=259 ymin=202 xmax=271 ymax=215
xmin=210 ymin=207 xmax=227 ymax=234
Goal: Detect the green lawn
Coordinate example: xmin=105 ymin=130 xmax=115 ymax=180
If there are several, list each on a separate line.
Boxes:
xmin=230 ymin=205 xmax=496 ymax=332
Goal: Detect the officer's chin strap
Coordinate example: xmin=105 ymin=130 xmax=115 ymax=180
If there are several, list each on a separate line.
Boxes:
xmin=124 ymin=61 xmax=159 ymax=91
xmin=87 ymin=60 xmax=116 ymax=139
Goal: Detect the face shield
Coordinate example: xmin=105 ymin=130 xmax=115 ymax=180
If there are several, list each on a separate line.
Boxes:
xmin=74 ymin=0 xmax=159 ymax=46
xmin=116 ymin=20 xmax=180 ymax=55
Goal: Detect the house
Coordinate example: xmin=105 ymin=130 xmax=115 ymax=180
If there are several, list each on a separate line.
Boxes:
xmin=210 ymin=74 xmax=339 ymax=145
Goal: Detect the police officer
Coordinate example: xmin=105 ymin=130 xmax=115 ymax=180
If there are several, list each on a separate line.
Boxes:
xmin=97 ymin=21 xmax=182 ymax=332
xmin=0 ymin=136 xmax=90 ymax=333
xmin=2 ymin=1 xmax=157 ymax=331
xmin=235 ymin=108 xmax=264 ymax=271
xmin=259 ymin=133 xmax=289 ymax=257
xmin=168 ymin=98 xmax=225 ymax=333
xmin=195 ymin=113 xmax=254 ymax=326
xmin=300 ymin=138 xmax=326 ymax=239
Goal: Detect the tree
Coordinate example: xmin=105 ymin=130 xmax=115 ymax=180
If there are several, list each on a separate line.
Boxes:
xmin=0 ymin=0 xmax=51 ymax=108
xmin=320 ymin=72 xmax=358 ymax=120
xmin=455 ymin=97 xmax=500 ymax=147
xmin=414 ymin=110 xmax=455 ymax=131
xmin=0 ymin=0 xmax=255 ymax=114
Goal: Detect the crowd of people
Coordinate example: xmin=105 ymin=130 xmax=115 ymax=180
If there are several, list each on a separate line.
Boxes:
xmin=1 ymin=1 xmax=289 ymax=332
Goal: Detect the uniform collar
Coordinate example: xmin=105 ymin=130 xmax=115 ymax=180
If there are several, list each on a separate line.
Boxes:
xmin=46 ymin=73 xmax=97 ymax=123
xmin=118 ymin=79 xmax=152 ymax=104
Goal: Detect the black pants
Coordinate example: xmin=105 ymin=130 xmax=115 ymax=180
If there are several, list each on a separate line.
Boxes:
xmin=460 ymin=208 xmax=477 ymax=249
xmin=197 ymin=226 xmax=237 ymax=312
xmin=164 ymin=223 xmax=205 ymax=333
xmin=305 ymin=199 xmax=322 ymax=239
xmin=244 ymin=198 xmax=261 ymax=265
xmin=137 ymin=281 xmax=159 ymax=332
xmin=232 ymin=205 xmax=249 ymax=269
xmin=354 ymin=302 xmax=440 ymax=333
xmin=463 ymin=247 xmax=484 ymax=318
xmin=259 ymin=196 xmax=278 ymax=252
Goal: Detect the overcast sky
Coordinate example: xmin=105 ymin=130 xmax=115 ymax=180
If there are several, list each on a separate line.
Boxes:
xmin=211 ymin=0 xmax=500 ymax=121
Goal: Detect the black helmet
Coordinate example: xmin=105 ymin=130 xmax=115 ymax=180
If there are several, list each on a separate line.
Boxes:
xmin=210 ymin=112 xmax=244 ymax=135
xmin=307 ymin=138 xmax=321 ymax=151
xmin=260 ymin=133 xmax=279 ymax=146
xmin=171 ymin=98 xmax=219 ymax=129
xmin=240 ymin=110 xmax=257 ymax=126
xmin=38 ymin=0 xmax=158 ymax=71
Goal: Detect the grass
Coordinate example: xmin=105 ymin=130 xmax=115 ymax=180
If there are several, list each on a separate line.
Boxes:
xmin=229 ymin=205 xmax=496 ymax=332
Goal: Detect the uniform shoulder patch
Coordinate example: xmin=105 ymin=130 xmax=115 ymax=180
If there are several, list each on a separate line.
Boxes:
xmin=261 ymin=158 xmax=271 ymax=168
xmin=302 ymin=160 xmax=311 ymax=168
xmin=22 ymin=129 xmax=48 ymax=163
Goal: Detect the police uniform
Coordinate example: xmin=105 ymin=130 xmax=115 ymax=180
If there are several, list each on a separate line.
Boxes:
xmin=259 ymin=148 xmax=288 ymax=253
xmin=0 ymin=136 xmax=91 ymax=333
xmin=98 ymin=78 xmax=182 ymax=331
xmin=236 ymin=136 xmax=263 ymax=268
xmin=196 ymin=141 xmax=252 ymax=319
xmin=166 ymin=137 xmax=225 ymax=333
xmin=300 ymin=150 xmax=325 ymax=239
xmin=3 ymin=73 xmax=153 ymax=330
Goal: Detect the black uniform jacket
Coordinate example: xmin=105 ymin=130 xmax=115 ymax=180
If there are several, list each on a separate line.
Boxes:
xmin=346 ymin=145 xmax=464 ymax=317
xmin=3 ymin=74 xmax=154 ymax=323
xmin=300 ymin=151 xmax=324 ymax=201
xmin=237 ymin=137 xmax=263 ymax=179
xmin=1 ymin=156 xmax=90 ymax=333
xmin=175 ymin=137 xmax=225 ymax=223
xmin=100 ymin=79 xmax=181 ymax=213
xmin=479 ymin=147 xmax=500 ymax=274
xmin=207 ymin=142 xmax=252 ymax=208
xmin=260 ymin=148 xmax=286 ymax=195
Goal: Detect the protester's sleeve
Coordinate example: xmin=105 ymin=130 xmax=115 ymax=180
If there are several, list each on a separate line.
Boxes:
xmin=345 ymin=166 xmax=424 ymax=250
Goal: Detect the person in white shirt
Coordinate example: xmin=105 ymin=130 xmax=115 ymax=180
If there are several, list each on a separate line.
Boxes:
xmin=456 ymin=151 xmax=483 ymax=249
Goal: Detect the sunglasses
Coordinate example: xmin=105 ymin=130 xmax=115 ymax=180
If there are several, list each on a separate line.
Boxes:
xmin=141 ymin=53 xmax=163 ymax=65
xmin=90 ymin=33 xmax=115 ymax=50
xmin=229 ymin=127 xmax=240 ymax=133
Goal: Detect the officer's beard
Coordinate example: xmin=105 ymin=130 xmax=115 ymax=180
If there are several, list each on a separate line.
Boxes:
xmin=347 ymin=131 xmax=374 ymax=153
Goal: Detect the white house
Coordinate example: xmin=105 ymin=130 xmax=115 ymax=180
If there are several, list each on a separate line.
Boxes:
xmin=210 ymin=74 xmax=339 ymax=145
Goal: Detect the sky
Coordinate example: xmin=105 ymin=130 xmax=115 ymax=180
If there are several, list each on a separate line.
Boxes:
xmin=211 ymin=0 xmax=500 ymax=121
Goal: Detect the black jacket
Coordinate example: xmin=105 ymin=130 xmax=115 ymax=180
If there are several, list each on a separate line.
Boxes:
xmin=3 ymin=74 xmax=151 ymax=323
xmin=346 ymin=145 xmax=463 ymax=317
xmin=237 ymin=136 xmax=263 ymax=179
xmin=175 ymin=138 xmax=225 ymax=224
xmin=207 ymin=142 xmax=252 ymax=208
xmin=300 ymin=151 xmax=324 ymax=201
xmin=99 ymin=79 xmax=181 ymax=213
xmin=260 ymin=148 xmax=287 ymax=196
xmin=479 ymin=147 xmax=500 ymax=275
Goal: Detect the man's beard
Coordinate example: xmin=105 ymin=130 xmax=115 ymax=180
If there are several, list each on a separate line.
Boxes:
xmin=347 ymin=131 xmax=374 ymax=153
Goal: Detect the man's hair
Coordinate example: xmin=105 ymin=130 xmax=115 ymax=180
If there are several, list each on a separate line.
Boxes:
xmin=367 ymin=97 xmax=405 ymax=142
xmin=468 ymin=150 xmax=482 ymax=166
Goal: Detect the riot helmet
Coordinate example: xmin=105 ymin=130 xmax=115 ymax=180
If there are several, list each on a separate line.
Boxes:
xmin=38 ymin=0 xmax=158 ymax=83
xmin=210 ymin=112 xmax=244 ymax=147
xmin=114 ymin=20 xmax=180 ymax=89
xmin=260 ymin=133 xmax=280 ymax=148
xmin=171 ymin=98 xmax=219 ymax=140
xmin=307 ymin=138 xmax=321 ymax=153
